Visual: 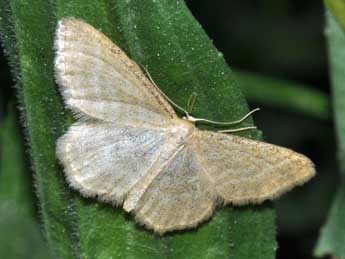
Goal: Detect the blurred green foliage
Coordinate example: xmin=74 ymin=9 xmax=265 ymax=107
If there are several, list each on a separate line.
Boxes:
xmin=236 ymin=70 xmax=330 ymax=119
xmin=315 ymin=5 xmax=345 ymax=259
xmin=0 ymin=103 xmax=50 ymax=259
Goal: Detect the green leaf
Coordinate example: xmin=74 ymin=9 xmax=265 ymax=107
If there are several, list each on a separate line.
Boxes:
xmin=0 ymin=0 xmax=276 ymax=258
xmin=314 ymin=8 xmax=345 ymax=259
xmin=235 ymin=69 xmax=331 ymax=120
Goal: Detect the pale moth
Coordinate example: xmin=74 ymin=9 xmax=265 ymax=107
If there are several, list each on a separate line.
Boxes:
xmin=55 ymin=18 xmax=315 ymax=234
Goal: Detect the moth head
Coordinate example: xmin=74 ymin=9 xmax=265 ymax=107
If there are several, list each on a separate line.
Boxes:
xmin=182 ymin=113 xmax=197 ymax=124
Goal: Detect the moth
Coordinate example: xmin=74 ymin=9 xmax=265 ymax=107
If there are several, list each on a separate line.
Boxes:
xmin=55 ymin=18 xmax=315 ymax=234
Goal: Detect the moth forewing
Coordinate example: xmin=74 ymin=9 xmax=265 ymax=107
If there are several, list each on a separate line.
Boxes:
xmin=189 ymin=130 xmax=315 ymax=205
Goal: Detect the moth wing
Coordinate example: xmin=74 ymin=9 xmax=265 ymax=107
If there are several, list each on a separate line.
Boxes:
xmin=189 ymin=130 xmax=315 ymax=205
xmin=56 ymin=122 xmax=171 ymax=204
xmin=55 ymin=18 xmax=176 ymax=127
xmin=132 ymin=147 xmax=216 ymax=234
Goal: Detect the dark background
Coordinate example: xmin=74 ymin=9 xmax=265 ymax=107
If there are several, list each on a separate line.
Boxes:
xmin=0 ymin=1 xmax=335 ymax=258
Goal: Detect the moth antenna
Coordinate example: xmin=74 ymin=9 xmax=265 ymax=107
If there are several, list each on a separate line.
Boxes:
xmin=192 ymin=108 xmax=260 ymax=125
xmin=218 ymin=126 xmax=257 ymax=133
xmin=187 ymin=92 xmax=198 ymax=113
xmin=139 ymin=64 xmax=190 ymax=116
xmin=139 ymin=64 xmax=260 ymax=127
